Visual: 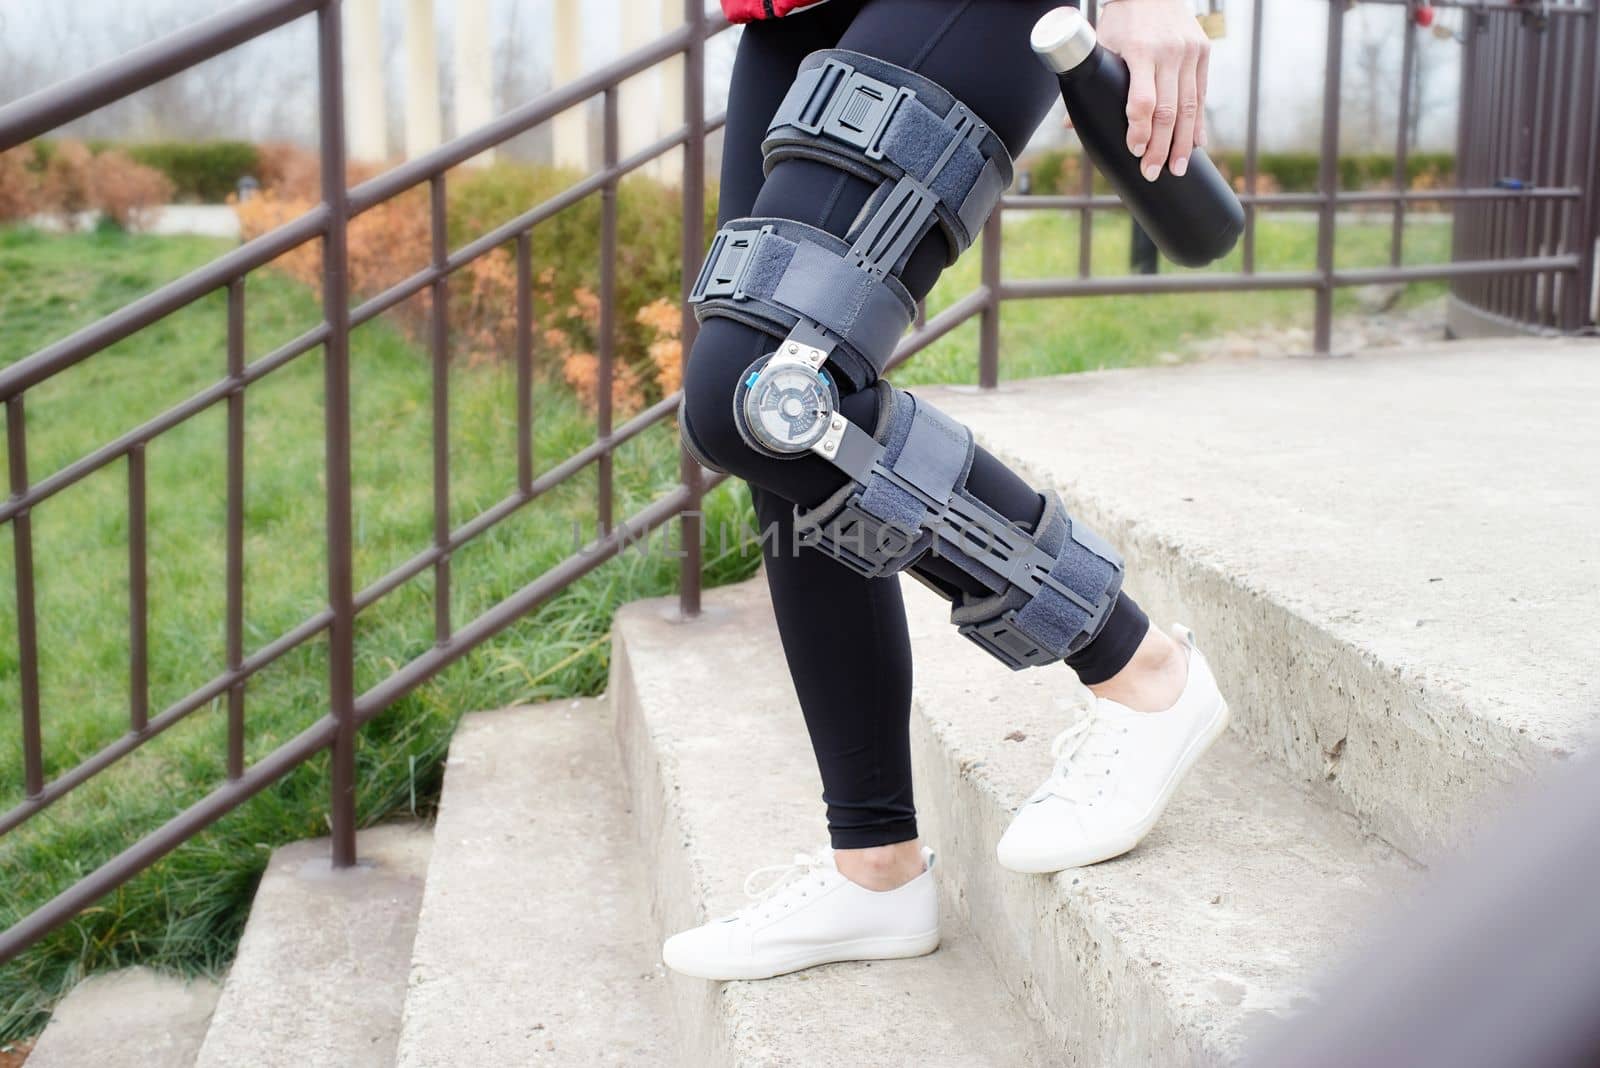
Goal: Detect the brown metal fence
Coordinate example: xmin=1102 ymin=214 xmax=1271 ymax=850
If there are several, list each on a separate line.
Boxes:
xmin=1 ymin=0 xmax=1596 ymax=966
xmin=1450 ymin=0 xmax=1600 ymax=334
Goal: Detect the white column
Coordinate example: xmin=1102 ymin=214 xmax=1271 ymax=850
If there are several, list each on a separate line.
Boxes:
xmin=454 ymin=0 xmax=494 ymax=162
xmin=405 ymin=0 xmax=442 ymax=159
xmin=620 ymin=0 xmax=660 ymax=177
xmin=346 ymin=0 xmax=388 ymax=162
xmin=552 ymin=0 xmax=588 ymax=169
xmin=656 ymin=0 xmax=684 ymax=185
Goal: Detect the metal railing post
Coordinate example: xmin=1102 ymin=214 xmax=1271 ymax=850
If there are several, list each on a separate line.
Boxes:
xmin=1313 ymin=0 xmax=1346 ymax=355
xmin=6 ymin=397 xmax=44 ymax=799
xmin=678 ymin=0 xmax=707 ymax=619
xmin=979 ymin=207 xmax=1002 ymax=389
xmin=317 ymin=0 xmax=359 ymax=868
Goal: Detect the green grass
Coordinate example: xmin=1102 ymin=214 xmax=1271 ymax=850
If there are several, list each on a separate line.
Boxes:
xmin=0 ymin=211 xmax=1450 ymax=1038
xmin=900 ymin=211 xmax=1450 ymax=384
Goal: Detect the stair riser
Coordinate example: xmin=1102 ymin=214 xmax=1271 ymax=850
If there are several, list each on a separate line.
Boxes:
xmin=912 ymin=712 xmax=1214 ymax=1067
xmin=611 ymin=634 xmax=739 ymax=1068
xmin=967 ymin=446 xmax=1545 ymax=863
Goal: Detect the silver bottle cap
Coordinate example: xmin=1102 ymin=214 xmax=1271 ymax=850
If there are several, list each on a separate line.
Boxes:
xmin=1030 ymin=7 xmax=1098 ymax=74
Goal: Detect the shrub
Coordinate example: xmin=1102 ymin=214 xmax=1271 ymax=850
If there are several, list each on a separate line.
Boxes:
xmin=1018 ymin=148 xmax=1456 ymax=197
xmin=0 ymin=147 xmax=38 ymax=222
xmin=37 ymin=139 xmax=95 ymax=229
xmin=87 ymin=150 xmax=175 ymax=231
xmin=237 ymin=158 xmax=718 ymax=417
xmin=124 ymin=141 xmax=259 ymax=203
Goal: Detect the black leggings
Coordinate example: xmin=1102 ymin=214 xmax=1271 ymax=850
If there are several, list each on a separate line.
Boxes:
xmin=683 ymin=0 xmax=1149 ymax=849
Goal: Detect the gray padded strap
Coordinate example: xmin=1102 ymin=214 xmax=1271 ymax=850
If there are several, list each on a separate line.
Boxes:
xmin=796 ymin=386 xmax=1125 ymax=668
xmin=764 ymin=49 xmax=1014 ymax=260
xmin=689 ymin=218 xmax=915 ymax=390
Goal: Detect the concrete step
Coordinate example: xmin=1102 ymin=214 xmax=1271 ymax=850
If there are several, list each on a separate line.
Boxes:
xmin=26 ymin=966 xmax=220 ymax=1068
xmin=394 ymin=698 xmax=673 ymax=1067
xmin=195 ymin=823 xmax=431 ymax=1068
xmin=916 ymin=338 xmax=1600 ymax=858
xmin=901 ymin=579 xmax=1417 ymax=1066
xmin=613 ymin=586 xmax=1054 ymax=1068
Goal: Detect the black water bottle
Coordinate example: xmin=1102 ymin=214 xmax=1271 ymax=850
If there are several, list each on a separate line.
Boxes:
xmin=1031 ymin=6 xmax=1244 ymax=268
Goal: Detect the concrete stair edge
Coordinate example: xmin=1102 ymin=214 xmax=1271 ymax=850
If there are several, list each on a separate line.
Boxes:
xmin=194 ymin=822 xmax=432 ymax=1068
xmin=23 ymin=966 xmax=221 ymax=1068
xmin=393 ymin=697 xmax=674 ymax=1068
xmin=924 ymin=379 xmax=1555 ymax=862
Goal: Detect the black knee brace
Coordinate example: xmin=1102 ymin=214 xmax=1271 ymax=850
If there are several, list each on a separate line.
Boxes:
xmin=681 ymin=50 xmax=1123 ymax=667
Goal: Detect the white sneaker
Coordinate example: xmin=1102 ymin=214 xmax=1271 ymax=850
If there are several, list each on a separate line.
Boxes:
xmin=661 ymin=846 xmax=941 ymax=981
xmin=996 ymin=625 xmax=1230 ymax=874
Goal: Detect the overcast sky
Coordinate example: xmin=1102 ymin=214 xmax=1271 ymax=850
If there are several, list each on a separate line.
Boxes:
xmin=0 ymin=0 xmax=1465 ymax=154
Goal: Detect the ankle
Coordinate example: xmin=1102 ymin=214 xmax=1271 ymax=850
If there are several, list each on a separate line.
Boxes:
xmin=1087 ymin=624 xmax=1188 ymax=713
xmin=833 ymin=840 xmax=925 ymax=891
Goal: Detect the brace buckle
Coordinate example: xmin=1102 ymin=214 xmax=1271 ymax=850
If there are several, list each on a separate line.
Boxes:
xmin=689 ymin=226 xmax=767 ymax=303
xmin=792 ymin=60 xmax=915 ymax=161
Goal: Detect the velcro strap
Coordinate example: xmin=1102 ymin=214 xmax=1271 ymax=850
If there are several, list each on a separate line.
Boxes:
xmin=764 ymin=50 xmax=1014 ymax=258
xmin=857 ymin=391 xmax=973 ymax=537
xmin=689 ymin=218 xmax=914 ymax=389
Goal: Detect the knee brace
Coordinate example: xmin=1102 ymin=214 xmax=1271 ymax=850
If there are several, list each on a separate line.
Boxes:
xmin=687 ymin=50 xmax=1014 ymax=441
xmin=683 ymin=52 xmax=1121 ymax=666
xmin=794 ymin=383 xmax=1124 ymax=668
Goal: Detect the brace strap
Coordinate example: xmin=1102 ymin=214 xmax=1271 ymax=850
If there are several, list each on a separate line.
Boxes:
xmin=688 ymin=217 xmax=916 ymax=391
xmin=798 ymin=386 xmax=1123 ymax=667
xmin=764 ymin=49 xmax=1013 ymax=262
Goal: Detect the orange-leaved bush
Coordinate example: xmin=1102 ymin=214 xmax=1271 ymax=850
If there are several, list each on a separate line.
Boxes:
xmin=88 ymin=150 xmax=175 ymax=231
xmin=0 ymin=148 xmax=37 ymax=222
xmin=38 ymin=140 xmax=95 ymax=229
xmin=636 ymin=297 xmax=684 ymax=396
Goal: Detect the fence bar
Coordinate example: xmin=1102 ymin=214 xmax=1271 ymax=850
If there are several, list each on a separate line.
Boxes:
xmin=226 ymin=280 xmax=246 ymax=780
xmin=979 ymin=210 xmax=1002 ymax=388
xmin=0 ymin=0 xmax=322 ymax=149
xmin=1243 ymin=0 xmax=1265 ymax=273
xmin=598 ymin=88 xmax=619 ymax=537
xmin=1006 ymin=187 xmax=1580 ymax=212
xmin=516 ymin=233 xmax=535 ymax=494
xmin=1390 ymin=14 xmax=1417 ymax=267
xmin=679 ymin=0 xmax=708 ymax=620
xmin=1313 ymin=0 xmax=1346 ymax=354
xmin=128 ymin=445 xmax=149 ymax=733
xmin=1569 ymin=13 xmax=1600 ymax=328
xmin=430 ymin=176 xmax=452 ymax=645
xmin=316 ymin=1 xmax=358 ymax=869
xmin=6 ymin=396 xmax=44 ymax=799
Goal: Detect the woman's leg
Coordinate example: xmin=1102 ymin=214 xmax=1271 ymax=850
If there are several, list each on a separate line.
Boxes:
xmin=707 ymin=2 xmax=924 ymax=858
xmin=682 ymin=0 xmax=1154 ymax=854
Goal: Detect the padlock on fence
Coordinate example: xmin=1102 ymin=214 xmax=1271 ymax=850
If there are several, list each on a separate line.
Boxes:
xmin=1198 ymin=0 xmax=1226 ymax=38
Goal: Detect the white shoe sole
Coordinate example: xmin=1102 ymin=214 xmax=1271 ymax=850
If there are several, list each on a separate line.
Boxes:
xmin=665 ymin=927 xmax=942 ymax=982
xmin=1000 ymin=696 xmax=1232 ymax=874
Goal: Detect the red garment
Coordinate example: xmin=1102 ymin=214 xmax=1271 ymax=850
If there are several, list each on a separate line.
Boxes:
xmin=721 ymin=0 xmax=830 ymax=23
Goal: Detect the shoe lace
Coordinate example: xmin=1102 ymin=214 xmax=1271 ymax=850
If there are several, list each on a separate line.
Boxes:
xmin=728 ymin=850 xmax=831 ymax=923
xmin=1038 ymin=703 xmax=1127 ymax=806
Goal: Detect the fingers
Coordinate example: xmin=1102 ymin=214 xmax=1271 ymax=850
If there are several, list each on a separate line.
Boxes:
xmin=1194 ymin=43 xmax=1211 ymax=148
xmin=1168 ymin=41 xmax=1202 ymax=176
xmin=1140 ymin=47 xmax=1180 ymax=182
xmin=1124 ymin=49 xmax=1157 ymax=159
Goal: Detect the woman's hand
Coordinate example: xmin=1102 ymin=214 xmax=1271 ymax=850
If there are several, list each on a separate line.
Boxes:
xmin=1069 ymin=0 xmax=1212 ymax=181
